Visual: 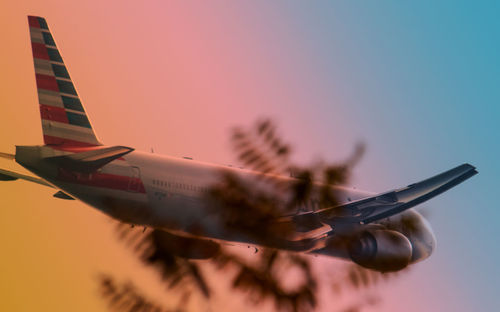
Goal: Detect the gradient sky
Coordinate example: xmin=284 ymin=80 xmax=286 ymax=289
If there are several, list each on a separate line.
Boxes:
xmin=0 ymin=1 xmax=498 ymax=311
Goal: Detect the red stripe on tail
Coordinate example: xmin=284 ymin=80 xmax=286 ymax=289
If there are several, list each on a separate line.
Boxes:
xmin=28 ymin=16 xmax=40 ymax=28
xmin=36 ymin=73 xmax=59 ymax=92
xmin=31 ymin=42 xmax=50 ymax=60
xmin=40 ymin=104 xmax=69 ymax=123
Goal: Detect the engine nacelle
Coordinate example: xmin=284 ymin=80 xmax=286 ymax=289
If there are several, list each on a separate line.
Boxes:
xmin=379 ymin=209 xmax=436 ymax=263
xmin=348 ymin=229 xmax=413 ymax=272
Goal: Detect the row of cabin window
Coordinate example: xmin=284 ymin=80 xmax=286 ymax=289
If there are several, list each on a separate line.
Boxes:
xmin=152 ymin=179 xmax=209 ymax=193
xmin=296 ymin=199 xmax=320 ymax=212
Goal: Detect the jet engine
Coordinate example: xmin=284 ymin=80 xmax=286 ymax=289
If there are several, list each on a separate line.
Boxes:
xmin=348 ymin=229 xmax=413 ymax=272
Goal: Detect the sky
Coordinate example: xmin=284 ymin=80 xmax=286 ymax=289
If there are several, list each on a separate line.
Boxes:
xmin=0 ymin=1 xmax=499 ymax=311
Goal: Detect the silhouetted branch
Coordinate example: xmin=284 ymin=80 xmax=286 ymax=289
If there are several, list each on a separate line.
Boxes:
xmin=212 ymin=249 xmax=317 ymax=312
xmin=98 ymin=118 xmax=410 ymax=312
xmin=112 ymin=223 xmax=212 ymax=298
xmin=97 ymin=274 xmax=181 ymax=312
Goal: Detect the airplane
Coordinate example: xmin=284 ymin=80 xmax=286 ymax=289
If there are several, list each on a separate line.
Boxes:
xmin=0 ymin=16 xmax=477 ymax=272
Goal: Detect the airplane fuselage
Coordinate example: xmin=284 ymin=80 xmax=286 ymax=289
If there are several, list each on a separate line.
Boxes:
xmin=15 ymin=144 xmax=436 ymax=263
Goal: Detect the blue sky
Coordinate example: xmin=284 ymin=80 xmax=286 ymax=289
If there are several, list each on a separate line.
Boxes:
xmin=273 ymin=2 xmax=499 ymax=310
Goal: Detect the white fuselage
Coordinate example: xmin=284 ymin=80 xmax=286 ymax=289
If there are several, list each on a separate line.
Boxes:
xmin=15 ymin=146 xmax=436 ymax=262
xmin=64 ymin=150 xmax=371 ymax=237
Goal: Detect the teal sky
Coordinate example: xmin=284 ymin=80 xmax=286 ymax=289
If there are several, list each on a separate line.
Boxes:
xmin=272 ymin=2 xmax=499 ymax=311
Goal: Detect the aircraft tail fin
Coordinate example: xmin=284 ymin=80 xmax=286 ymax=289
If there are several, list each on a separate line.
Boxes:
xmin=28 ymin=16 xmax=101 ymax=147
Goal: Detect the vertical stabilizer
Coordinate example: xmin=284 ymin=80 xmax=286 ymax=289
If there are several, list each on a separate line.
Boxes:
xmin=28 ymin=16 xmax=101 ymax=147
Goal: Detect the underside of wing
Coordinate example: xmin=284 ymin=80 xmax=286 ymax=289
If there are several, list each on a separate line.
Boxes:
xmin=293 ymin=163 xmax=477 ymax=227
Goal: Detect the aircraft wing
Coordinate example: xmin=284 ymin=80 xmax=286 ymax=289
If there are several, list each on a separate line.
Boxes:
xmin=293 ymin=163 xmax=477 ymax=227
xmin=1 ymin=151 xmax=52 ymax=187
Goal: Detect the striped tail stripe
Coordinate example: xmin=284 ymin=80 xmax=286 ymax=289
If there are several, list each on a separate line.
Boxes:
xmin=28 ymin=16 xmax=101 ymax=147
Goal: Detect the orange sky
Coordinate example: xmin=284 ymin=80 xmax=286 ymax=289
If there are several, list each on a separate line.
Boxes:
xmin=1 ymin=1 xmax=494 ymax=311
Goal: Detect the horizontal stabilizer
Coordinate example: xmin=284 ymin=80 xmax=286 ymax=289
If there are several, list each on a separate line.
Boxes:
xmin=0 ymin=172 xmax=17 ymax=181
xmin=0 ymin=168 xmax=53 ymax=187
xmin=0 ymin=152 xmax=15 ymax=160
xmin=47 ymin=146 xmax=134 ymax=172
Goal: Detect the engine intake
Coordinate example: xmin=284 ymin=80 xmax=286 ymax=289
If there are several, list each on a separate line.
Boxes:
xmin=348 ymin=229 xmax=413 ymax=272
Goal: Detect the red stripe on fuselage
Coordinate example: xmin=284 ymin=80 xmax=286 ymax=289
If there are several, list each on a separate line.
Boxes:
xmin=36 ymin=73 xmax=59 ymax=92
xmin=40 ymin=104 xmax=68 ymax=123
xmin=57 ymin=168 xmax=146 ymax=193
xmin=31 ymin=42 xmax=50 ymax=60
